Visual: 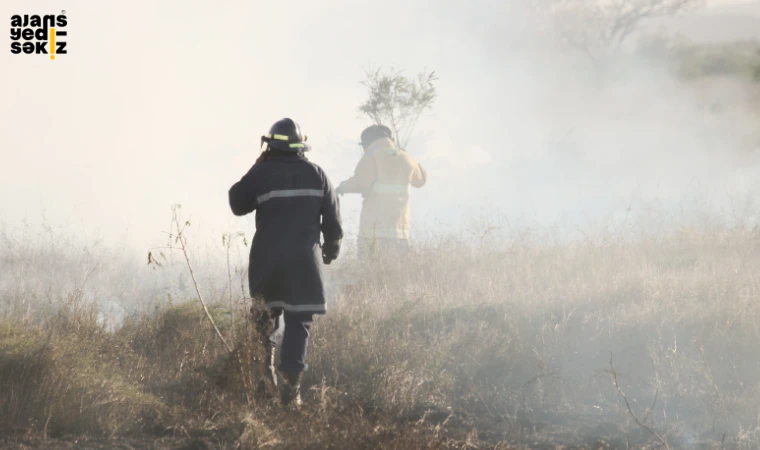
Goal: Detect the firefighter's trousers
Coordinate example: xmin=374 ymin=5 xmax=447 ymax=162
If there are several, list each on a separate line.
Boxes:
xmin=255 ymin=307 xmax=313 ymax=374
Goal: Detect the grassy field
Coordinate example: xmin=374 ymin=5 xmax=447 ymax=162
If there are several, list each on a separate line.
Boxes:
xmin=2 ymin=217 xmax=760 ymax=449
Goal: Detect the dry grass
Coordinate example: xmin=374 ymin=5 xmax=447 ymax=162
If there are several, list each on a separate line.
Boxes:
xmin=2 ymin=220 xmax=760 ymax=449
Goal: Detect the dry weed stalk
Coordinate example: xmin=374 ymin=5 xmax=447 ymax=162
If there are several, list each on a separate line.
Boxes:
xmin=154 ymin=205 xmax=232 ymax=353
xmin=609 ymin=353 xmax=670 ymax=450
xmin=222 ymin=232 xmax=246 ymax=341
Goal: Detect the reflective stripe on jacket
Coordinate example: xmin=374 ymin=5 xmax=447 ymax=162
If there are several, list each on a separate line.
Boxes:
xmin=338 ymin=137 xmax=426 ymax=240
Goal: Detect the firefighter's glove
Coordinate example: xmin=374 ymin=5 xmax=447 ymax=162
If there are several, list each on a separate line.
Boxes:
xmin=322 ymin=240 xmax=341 ymax=265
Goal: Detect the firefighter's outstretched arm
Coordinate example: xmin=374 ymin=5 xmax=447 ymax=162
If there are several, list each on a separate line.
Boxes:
xmin=228 ymin=165 xmax=259 ymax=216
xmin=337 ymin=153 xmax=376 ymax=194
xmin=411 ymin=161 xmax=427 ymax=188
xmin=321 ymin=172 xmax=343 ymax=265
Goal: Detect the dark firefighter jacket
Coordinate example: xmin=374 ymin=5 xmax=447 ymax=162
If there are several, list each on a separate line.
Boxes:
xmin=228 ymin=152 xmax=342 ymax=314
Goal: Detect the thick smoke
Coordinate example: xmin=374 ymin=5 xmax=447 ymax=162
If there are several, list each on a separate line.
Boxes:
xmin=1 ymin=0 xmax=757 ymax=248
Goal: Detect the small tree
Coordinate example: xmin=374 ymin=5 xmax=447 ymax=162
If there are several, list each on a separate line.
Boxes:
xmin=358 ymin=68 xmax=438 ymax=149
xmin=550 ymin=0 xmax=704 ymax=63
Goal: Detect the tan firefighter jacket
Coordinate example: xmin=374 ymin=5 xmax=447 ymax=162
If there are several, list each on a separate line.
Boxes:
xmin=338 ymin=137 xmax=426 ymax=240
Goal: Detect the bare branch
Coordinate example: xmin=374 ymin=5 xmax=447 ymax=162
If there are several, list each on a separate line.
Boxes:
xmin=169 ymin=206 xmax=233 ymax=353
xmin=222 ymin=231 xmax=246 ymax=341
xmin=609 ymin=353 xmax=670 ymax=450
xmin=551 ymin=0 xmax=704 ymax=62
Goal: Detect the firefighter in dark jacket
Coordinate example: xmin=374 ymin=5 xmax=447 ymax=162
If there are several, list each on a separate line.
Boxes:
xmin=228 ymin=118 xmax=342 ymax=407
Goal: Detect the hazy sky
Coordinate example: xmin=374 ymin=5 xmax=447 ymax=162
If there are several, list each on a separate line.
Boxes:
xmin=709 ymin=0 xmax=758 ymax=4
xmin=1 ymin=0 xmax=759 ymax=250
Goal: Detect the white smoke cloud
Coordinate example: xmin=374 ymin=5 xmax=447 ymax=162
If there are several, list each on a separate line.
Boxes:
xmin=0 ymin=0 xmax=758 ymax=248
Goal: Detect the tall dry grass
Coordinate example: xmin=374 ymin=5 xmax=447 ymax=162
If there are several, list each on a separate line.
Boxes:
xmin=2 ymin=218 xmax=760 ymax=449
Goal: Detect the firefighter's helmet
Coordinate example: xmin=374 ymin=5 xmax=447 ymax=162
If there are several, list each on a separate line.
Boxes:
xmin=261 ymin=118 xmax=311 ymax=152
xmin=360 ymin=124 xmax=393 ymax=149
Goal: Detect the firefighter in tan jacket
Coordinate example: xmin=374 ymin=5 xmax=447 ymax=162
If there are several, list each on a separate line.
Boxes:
xmin=336 ymin=125 xmax=427 ymax=256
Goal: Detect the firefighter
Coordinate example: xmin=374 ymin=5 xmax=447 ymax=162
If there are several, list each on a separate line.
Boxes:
xmin=336 ymin=125 xmax=426 ymax=258
xmin=228 ymin=118 xmax=342 ymax=407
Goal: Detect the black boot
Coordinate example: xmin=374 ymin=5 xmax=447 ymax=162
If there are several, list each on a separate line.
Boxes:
xmin=255 ymin=346 xmax=277 ymax=400
xmin=280 ymin=370 xmax=303 ymax=408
